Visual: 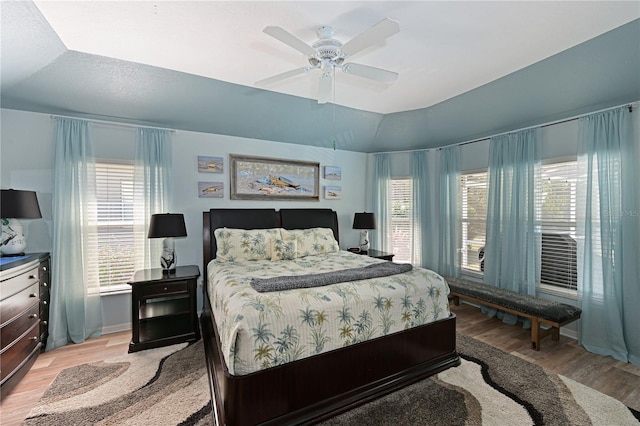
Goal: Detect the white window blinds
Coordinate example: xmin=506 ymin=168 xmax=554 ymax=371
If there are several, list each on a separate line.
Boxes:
xmin=95 ymin=161 xmax=141 ymax=289
xmin=538 ymin=160 xmax=578 ymax=290
xmin=459 ymin=172 xmax=488 ymax=273
xmin=390 ymin=178 xmax=414 ymax=263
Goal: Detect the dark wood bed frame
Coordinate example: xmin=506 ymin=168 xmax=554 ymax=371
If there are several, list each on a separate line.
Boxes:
xmin=201 ymin=208 xmax=460 ymax=425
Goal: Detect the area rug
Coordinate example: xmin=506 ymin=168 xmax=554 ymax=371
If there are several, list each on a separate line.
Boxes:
xmin=23 ymin=335 xmax=639 ymax=426
xmin=322 ymin=334 xmax=640 ymax=426
xmin=22 ymin=341 xmax=212 ymax=426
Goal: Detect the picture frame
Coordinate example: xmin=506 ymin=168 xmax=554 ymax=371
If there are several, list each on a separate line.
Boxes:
xmin=324 ymin=185 xmax=342 ymax=200
xmin=230 ymin=154 xmax=319 ymax=201
xmin=198 ymin=181 xmax=224 ymax=198
xmin=324 ymin=166 xmax=342 ymax=180
xmin=198 ymin=156 xmax=223 ymax=173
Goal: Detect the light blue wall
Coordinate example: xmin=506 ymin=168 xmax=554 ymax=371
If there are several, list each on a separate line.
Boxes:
xmin=367 ymin=106 xmax=640 ymax=338
xmin=0 ymin=108 xmax=368 ymax=333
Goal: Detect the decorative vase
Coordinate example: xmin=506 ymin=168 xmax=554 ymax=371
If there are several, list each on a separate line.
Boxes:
xmin=160 ymin=237 xmax=176 ymax=271
xmin=1 ymin=218 xmax=27 ymax=255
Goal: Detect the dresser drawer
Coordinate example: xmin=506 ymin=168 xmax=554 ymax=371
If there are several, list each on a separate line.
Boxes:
xmin=0 ymin=322 xmax=40 ymax=382
xmin=1 ymin=266 xmax=39 ymax=301
xmin=0 ymin=283 xmax=40 ymax=326
xmin=142 ymin=281 xmax=188 ymax=297
xmin=1 ymin=304 xmax=40 ymax=351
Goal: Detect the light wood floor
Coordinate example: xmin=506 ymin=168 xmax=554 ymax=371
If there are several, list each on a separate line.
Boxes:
xmin=1 ymin=304 xmax=638 ymax=425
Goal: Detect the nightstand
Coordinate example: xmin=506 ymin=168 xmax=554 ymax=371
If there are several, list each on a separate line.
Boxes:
xmin=128 ymin=265 xmax=200 ymax=353
xmin=362 ymin=249 xmax=394 ymax=261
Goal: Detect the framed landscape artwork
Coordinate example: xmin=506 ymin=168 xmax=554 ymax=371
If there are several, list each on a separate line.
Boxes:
xmin=198 ymin=181 xmax=224 ymax=198
xmin=198 ymin=156 xmax=223 ymax=173
xmin=324 ymin=166 xmax=341 ymax=180
xmin=230 ymin=154 xmax=319 ymax=201
xmin=324 ymin=186 xmax=342 ymax=200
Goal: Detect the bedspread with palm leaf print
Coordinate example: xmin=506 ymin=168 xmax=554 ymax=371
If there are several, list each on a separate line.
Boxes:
xmin=207 ymin=251 xmax=451 ymax=376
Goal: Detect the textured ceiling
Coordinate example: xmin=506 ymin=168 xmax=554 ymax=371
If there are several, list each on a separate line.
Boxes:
xmin=31 ymin=1 xmax=639 ymax=114
xmin=1 ymin=1 xmax=639 ymax=152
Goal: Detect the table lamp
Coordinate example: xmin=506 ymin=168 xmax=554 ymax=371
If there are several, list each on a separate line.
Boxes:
xmin=1 ymin=189 xmax=42 ymax=256
xmin=147 ymin=213 xmax=187 ymax=273
xmin=353 ymin=212 xmax=376 ymax=253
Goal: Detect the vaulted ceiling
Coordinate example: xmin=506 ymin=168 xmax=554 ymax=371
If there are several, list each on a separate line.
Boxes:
xmin=2 ymin=1 xmax=639 ymax=152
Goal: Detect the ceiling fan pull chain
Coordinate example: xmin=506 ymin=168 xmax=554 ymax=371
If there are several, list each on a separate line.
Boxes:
xmin=333 ymin=68 xmax=337 ymax=151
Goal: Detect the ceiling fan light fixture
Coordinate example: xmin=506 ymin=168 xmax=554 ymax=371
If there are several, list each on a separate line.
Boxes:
xmin=259 ymin=18 xmax=400 ymax=102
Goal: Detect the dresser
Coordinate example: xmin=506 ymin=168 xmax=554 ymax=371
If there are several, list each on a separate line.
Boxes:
xmin=0 ymin=252 xmax=50 ymax=398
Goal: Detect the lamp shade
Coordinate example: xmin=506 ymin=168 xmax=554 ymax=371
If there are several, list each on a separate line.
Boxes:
xmin=353 ymin=212 xmax=376 ymax=230
xmin=1 ymin=189 xmax=42 ymax=219
xmin=147 ymin=213 xmax=187 ymax=238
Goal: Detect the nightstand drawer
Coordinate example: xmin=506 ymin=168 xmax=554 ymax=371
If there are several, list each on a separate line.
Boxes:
xmin=141 ymin=280 xmax=188 ymax=297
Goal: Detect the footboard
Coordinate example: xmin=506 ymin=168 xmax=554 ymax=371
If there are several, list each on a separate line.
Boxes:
xmin=200 ymin=291 xmax=459 ymax=425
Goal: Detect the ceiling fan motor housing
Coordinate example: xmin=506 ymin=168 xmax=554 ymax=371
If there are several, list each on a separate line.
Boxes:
xmin=309 ymin=26 xmax=345 ymax=67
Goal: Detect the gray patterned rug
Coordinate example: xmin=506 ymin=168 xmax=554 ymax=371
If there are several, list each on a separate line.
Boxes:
xmin=23 ymin=341 xmax=212 ymax=426
xmin=23 ymin=334 xmax=639 ymax=425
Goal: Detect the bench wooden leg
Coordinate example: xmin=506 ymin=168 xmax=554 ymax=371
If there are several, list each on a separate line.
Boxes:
xmin=531 ymin=317 xmax=540 ymax=351
xmin=451 ymin=295 xmax=460 ymax=306
xmin=551 ymin=326 xmax=560 ymax=341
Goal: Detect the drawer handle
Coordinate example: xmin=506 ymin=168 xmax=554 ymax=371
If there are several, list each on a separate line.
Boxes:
xmin=29 ymin=313 xmax=39 ymax=319
xmin=42 ymin=266 xmax=48 ymax=272
xmin=29 ymin=274 xmax=37 ymax=279
xmin=43 ymin=301 xmax=48 ymax=305
xmin=164 ymin=286 xmax=168 ymax=291
xmin=30 ymin=336 xmax=39 ymax=342
xmin=42 ymin=282 xmax=48 ymax=287
xmin=29 ymin=293 xmax=38 ymax=298
xmin=42 ymin=320 xmax=48 ymax=326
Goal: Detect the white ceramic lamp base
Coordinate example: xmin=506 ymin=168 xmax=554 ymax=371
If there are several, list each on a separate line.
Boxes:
xmin=161 ymin=237 xmax=177 ymax=272
xmin=359 ymin=230 xmax=370 ymax=252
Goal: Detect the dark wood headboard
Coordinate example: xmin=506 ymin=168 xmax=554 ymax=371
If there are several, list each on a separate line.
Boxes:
xmin=202 ymin=208 xmax=339 ymax=283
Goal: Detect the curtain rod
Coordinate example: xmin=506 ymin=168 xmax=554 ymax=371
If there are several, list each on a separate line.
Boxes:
xmin=373 ymin=101 xmax=639 ymax=155
xmin=49 ymin=114 xmax=176 ymax=134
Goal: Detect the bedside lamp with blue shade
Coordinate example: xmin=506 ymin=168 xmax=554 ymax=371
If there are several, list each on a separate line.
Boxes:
xmin=1 ymin=189 xmax=42 ymax=256
xmin=353 ymin=212 xmax=376 ymax=253
xmin=147 ymin=213 xmax=187 ymax=273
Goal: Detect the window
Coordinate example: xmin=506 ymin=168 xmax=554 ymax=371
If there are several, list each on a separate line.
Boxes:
xmin=459 ymin=172 xmax=488 ymax=273
xmin=95 ymin=161 xmax=141 ymax=291
xmin=389 ymin=178 xmax=414 ymax=263
xmin=457 ymin=160 xmax=578 ymax=291
xmin=538 ymin=160 xmax=578 ymax=290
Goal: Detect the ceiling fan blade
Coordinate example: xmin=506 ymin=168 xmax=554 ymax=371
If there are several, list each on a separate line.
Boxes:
xmin=255 ymin=67 xmax=309 ymax=86
xmin=263 ymin=26 xmax=316 ymax=56
xmin=340 ymin=18 xmax=399 ymax=57
xmin=317 ymin=72 xmax=333 ymax=104
xmin=342 ymin=63 xmax=398 ymax=83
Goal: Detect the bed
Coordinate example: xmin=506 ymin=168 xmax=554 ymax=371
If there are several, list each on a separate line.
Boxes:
xmin=201 ymin=208 xmax=459 ymax=425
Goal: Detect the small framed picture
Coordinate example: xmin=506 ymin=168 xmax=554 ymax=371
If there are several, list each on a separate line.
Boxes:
xmin=324 ymin=166 xmax=341 ymax=180
xmin=324 ymin=185 xmax=342 ymax=200
xmin=198 ymin=156 xmax=223 ymax=173
xmin=199 ymin=181 xmax=224 ymax=198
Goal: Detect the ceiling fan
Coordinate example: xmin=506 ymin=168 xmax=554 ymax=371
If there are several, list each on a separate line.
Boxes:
xmin=256 ymin=18 xmax=400 ymax=104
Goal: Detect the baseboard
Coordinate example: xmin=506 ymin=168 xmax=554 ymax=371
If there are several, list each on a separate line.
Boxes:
xmin=102 ymin=323 xmax=131 ymax=334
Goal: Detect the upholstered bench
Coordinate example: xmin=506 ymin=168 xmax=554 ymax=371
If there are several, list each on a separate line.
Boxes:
xmin=444 ymin=276 xmax=582 ymax=350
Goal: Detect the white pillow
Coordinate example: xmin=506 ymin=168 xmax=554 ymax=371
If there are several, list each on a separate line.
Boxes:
xmin=270 ymin=238 xmax=297 ymax=261
xmin=280 ymin=227 xmax=339 ymax=258
xmin=214 ymin=228 xmax=281 ymax=262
